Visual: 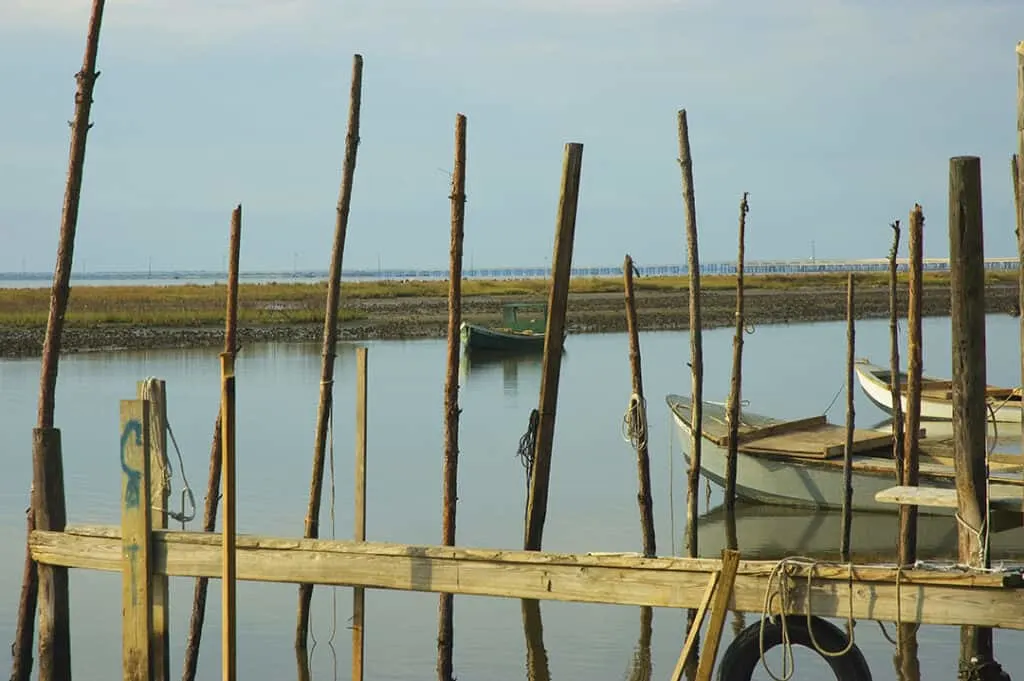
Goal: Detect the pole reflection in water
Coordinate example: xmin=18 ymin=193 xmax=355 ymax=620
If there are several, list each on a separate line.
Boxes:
xmin=522 ymin=599 xmax=552 ymax=681
xmin=461 ymin=347 xmax=556 ymax=396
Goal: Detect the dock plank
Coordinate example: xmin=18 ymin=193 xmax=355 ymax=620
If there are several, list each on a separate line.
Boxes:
xmin=876 ymin=486 xmax=1024 ymax=512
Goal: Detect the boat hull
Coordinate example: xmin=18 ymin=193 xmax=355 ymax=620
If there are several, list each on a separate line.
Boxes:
xmin=460 ymin=322 xmax=546 ymax=353
xmin=854 ymin=360 xmax=1022 ymax=424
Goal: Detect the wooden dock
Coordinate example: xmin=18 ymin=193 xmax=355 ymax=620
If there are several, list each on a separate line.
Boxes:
xmin=29 ymin=523 xmax=1024 ymax=631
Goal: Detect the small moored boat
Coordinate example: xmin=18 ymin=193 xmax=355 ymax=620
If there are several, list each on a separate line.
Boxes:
xmin=666 ymin=394 xmax=1024 ymax=515
xmin=854 ymin=359 xmax=1022 ymax=423
xmin=460 ymin=302 xmax=549 ymax=353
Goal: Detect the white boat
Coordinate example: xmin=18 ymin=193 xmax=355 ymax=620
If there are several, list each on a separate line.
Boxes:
xmin=665 ymin=394 xmax=1024 ymax=516
xmin=854 ymin=358 xmax=1023 ymax=423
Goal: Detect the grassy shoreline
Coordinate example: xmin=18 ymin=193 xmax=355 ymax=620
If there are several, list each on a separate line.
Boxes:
xmin=0 ymin=271 xmax=1016 ymax=328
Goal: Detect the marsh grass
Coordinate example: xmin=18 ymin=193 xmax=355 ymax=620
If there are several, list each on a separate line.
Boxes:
xmin=0 ymin=271 xmax=1013 ymax=327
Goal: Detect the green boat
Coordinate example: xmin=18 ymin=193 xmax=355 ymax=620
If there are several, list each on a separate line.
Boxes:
xmin=460 ymin=302 xmax=549 ymax=353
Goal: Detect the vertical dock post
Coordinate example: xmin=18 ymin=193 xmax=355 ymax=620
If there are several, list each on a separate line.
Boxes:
xmin=220 ymin=353 xmax=237 ymax=681
xmin=900 ymin=205 xmax=924 ymax=567
xmin=524 ymin=142 xmax=584 ymax=552
xmin=948 ymin=155 xmax=1004 ymax=681
xmin=840 ymin=274 xmax=855 ymax=561
xmin=352 ymin=347 xmax=368 ymax=681
xmin=887 ymin=222 xmax=905 ymax=475
xmin=724 ymin=193 xmax=750 ymax=512
xmin=623 ymin=254 xmax=656 ymax=557
xmin=676 ymin=109 xmax=704 ymax=560
xmin=437 ymin=112 xmax=467 ymax=681
xmin=120 ymin=398 xmax=153 ymax=681
xmin=1015 ymin=41 xmax=1024 ymax=447
xmin=137 ymin=379 xmax=169 ymax=681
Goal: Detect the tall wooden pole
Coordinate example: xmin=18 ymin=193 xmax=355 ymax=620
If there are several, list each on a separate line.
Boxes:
xmin=900 ymin=205 xmax=924 ymax=568
xmin=888 ymin=222 xmax=905 ymax=477
xmin=1015 ymin=41 xmax=1024 ymax=447
xmin=623 ymin=254 xmax=656 ymax=557
xmin=437 ymin=112 xmax=467 ymax=681
xmin=523 ymin=142 xmax=584 ymax=552
xmin=948 ymin=156 xmax=1001 ymax=681
xmin=13 ymin=4 xmax=106 ymax=681
xmin=182 ymin=204 xmax=241 ymax=681
xmin=723 ymin=193 xmax=750 ymax=513
xmin=296 ymin=53 xmax=363 ymax=649
xmin=677 ymin=109 xmax=704 ymax=559
xmin=840 ymin=274 xmax=855 ymax=561
xmin=352 ymin=347 xmax=368 ymax=681
xmin=220 ymin=352 xmax=237 ymax=681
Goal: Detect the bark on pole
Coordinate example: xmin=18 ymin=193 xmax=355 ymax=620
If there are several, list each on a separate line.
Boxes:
xmin=676 ymin=109 xmax=704 ymax=560
xmin=948 ymin=155 xmax=1003 ymax=681
xmin=900 ymin=205 xmax=924 ymax=568
xmin=1015 ymin=41 xmax=1024 ymax=447
xmin=887 ymin=222 xmax=905 ymax=478
xmin=523 ymin=142 xmax=584 ymax=552
xmin=296 ymin=53 xmax=363 ymax=650
xmin=13 ymin=3 xmax=106 ymax=681
xmin=723 ymin=193 xmax=750 ymax=513
xmin=840 ymin=273 xmax=855 ymax=562
xmin=437 ymin=112 xmax=467 ymax=681
xmin=623 ymin=254 xmax=656 ymax=557
xmin=181 ymin=205 xmax=241 ymax=681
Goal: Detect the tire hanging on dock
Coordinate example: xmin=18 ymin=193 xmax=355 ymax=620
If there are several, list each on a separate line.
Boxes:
xmin=716 ymin=614 xmax=872 ymax=681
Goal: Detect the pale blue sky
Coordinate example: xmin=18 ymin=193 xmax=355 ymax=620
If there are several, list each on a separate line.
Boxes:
xmin=1 ymin=0 xmax=1021 ymax=273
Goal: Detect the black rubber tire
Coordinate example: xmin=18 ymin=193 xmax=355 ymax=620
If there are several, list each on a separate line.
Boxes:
xmin=716 ymin=615 xmax=873 ymax=681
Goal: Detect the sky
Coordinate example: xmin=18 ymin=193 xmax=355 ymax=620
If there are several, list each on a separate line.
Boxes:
xmin=0 ymin=0 xmax=1022 ymax=273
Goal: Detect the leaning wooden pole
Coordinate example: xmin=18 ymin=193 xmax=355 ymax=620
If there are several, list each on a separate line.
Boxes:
xmin=623 ymin=254 xmax=656 ymax=557
xmin=181 ymin=205 xmax=241 ymax=681
xmin=12 ymin=4 xmax=106 ymax=681
xmin=948 ymin=155 xmax=1003 ymax=681
xmin=840 ymin=273 xmax=855 ymax=562
xmin=677 ymin=109 xmax=704 ymax=559
xmin=296 ymin=53 xmax=363 ymax=650
xmin=437 ymin=112 xmax=467 ymax=681
xmin=523 ymin=142 xmax=584 ymax=552
xmin=723 ymin=193 xmax=750 ymax=513
xmin=900 ymin=205 xmax=924 ymax=568
xmin=887 ymin=222 xmax=906 ymax=477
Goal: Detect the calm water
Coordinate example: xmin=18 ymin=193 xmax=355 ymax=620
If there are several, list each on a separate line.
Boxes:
xmin=1 ymin=316 xmax=1023 ymax=680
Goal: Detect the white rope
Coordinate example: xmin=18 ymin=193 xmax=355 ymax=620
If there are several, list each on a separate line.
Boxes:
xmin=622 ymin=392 xmax=648 ymax=452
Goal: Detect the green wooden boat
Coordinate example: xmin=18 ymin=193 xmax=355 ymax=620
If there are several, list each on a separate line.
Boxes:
xmin=460 ymin=302 xmax=548 ymax=353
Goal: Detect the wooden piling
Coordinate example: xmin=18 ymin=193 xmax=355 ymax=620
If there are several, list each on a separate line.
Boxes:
xmin=296 ymin=53 xmax=364 ymax=649
xmin=523 ymin=142 xmax=584 ymax=552
xmin=220 ymin=352 xmax=237 ymax=681
xmin=182 ymin=204 xmax=241 ymax=681
xmin=120 ymin=398 xmax=153 ymax=681
xmin=12 ymin=3 xmax=106 ymax=680
xmin=723 ymin=193 xmax=750 ymax=512
xmin=352 ymin=347 xmax=368 ymax=681
xmin=137 ymin=379 xmax=169 ymax=681
xmin=948 ymin=155 xmax=1001 ymax=680
xmin=623 ymin=254 xmax=656 ymax=558
xmin=840 ymin=274 xmax=855 ymax=561
xmin=437 ymin=112 xmax=467 ymax=681
xmin=676 ymin=109 xmax=704 ymax=559
xmin=1015 ymin=41 xmax=1024 ymax=446
xmin=900 ymin=205 xmax=924 ymax=568
xmin=887 ymin=222 xmax=905 ymax=476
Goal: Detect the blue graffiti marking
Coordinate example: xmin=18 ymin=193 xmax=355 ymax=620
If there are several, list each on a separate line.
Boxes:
xmin=125 ymin=541 xmax=140 ymax=606
xmin=120 ymin=418 xmax=143 ymax=509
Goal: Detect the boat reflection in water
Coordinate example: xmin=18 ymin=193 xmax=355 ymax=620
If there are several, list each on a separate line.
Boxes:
xmin=460 ymin=347 xmax=563 ymax=396
xmin=696 ymin=500 xmax=1024 ymax=564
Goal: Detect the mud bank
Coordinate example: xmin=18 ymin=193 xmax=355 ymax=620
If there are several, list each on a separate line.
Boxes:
xmin=0 ymin=284 xmax=1018 ymax=358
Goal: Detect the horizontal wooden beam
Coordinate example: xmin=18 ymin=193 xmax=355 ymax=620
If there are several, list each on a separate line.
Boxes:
xmin=877 ymin=486 xmax=1024 ymax=512
xmin=29 ymin=525 xmax=1024 ymax=630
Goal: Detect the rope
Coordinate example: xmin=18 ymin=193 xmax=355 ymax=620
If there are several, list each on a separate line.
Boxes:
xmin=668 ymin=416 xmax=675 ymax=556
xmin=517 ymin=409 xmax=540 ymax=527
xmin=821 ymin=377 xmax=845 ymax=417
xmin=140 ymin=377 xmax=195 ymax=528
xmin=309 ymin=378 xmax=340 ymax=664
xmin=757 ymin=557 xmax=857 ymax=681
xmin=622 ymin=392 xmax=648 ymax=451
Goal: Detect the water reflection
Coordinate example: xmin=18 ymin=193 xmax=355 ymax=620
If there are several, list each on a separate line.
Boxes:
xmin=460 ymin=348 xmax=551 ymax=395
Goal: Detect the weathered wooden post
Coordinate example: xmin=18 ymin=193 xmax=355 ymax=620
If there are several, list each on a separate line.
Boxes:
xmin=948 ymin=155 xmax=1005 ymax=681
xmin=120 ymin=398 xmax=153 ymax=681
xmin=1015 ymin=41 xmax=1024 ymax=447
xmin=297 ymin=53 xmax=364 ymax=649
xmin=137 ymin=379 xmax=169 ymax=681
xmin=523 ymin=142 xmax=584 ymax=552
xmin=900 ymin=205 xmax=924 ymax=568
xmin=221 ymin=351 xmax=238 ymax=681
xmin=12 ymin=4 xmax=106 ymax=681
xmin=724 ymin=193 xmax=750 ymax=512
xmin=182 ymin=204 xmax=242 ymax=681
xmin=623 ymin=254 xmax=656 ymax=557
xmin=676 ymin=109 xmax=705 ymax=560
xmin=887 ymin=222 xmax=905 ymax=476
xmin=437 ymin=112 xmax=467 ymax=681
xmin=352 ymin=347 xmax=368 ymax=681
xmin=840 ymin=274 xmax=855 ymax=561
